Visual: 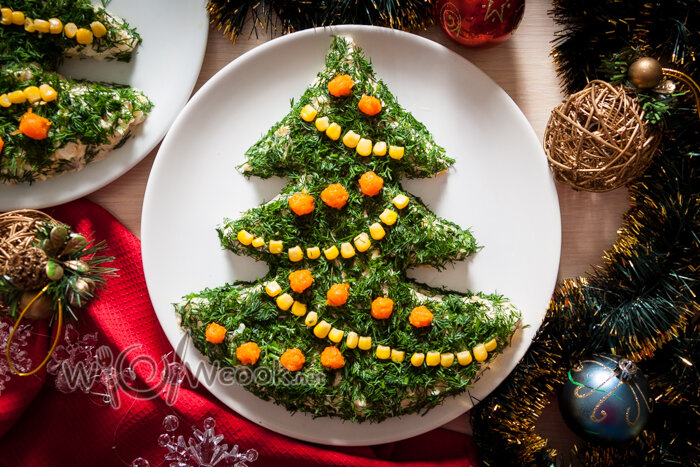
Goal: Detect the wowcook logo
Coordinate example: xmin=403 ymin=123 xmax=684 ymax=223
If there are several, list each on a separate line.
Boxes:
xmin=53 ymin=328 xmax=323 ymax=409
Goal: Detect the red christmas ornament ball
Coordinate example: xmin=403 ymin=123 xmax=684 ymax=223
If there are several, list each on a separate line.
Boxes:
xmin=435 ymin=0 xmax=525 ymax=47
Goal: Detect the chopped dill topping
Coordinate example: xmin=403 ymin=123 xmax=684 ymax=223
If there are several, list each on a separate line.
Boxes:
xmin=176 ymin=36 xmax=521 ymax=423
xmin=0 ymin=0 xmax=150 ymax=184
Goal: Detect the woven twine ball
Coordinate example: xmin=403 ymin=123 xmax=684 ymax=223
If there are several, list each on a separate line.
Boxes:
xmin=543 ymin=80 xmax=661 ymax=192
xmin=0 ymin=209 xmax=55 ymax=291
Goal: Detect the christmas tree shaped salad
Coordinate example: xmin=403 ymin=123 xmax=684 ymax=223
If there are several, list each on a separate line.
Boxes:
xmin=0 ymin=0 xmax=151 ymax=184
xmin=176 ymin=36 xmax=521 ymax=422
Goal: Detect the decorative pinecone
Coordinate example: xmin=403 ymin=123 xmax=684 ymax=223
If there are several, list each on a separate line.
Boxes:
xmin=6 ymin=247 xmax=49 ymax=290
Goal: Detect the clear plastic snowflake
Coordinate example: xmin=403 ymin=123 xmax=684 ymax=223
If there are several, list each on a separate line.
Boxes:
xmin=46 ymin=323 xmax=135 ymax=407
xmin=0 ymin=320 xmax=32 ymax=395
xmin=132 ymin=415 xmax=258 ymax=467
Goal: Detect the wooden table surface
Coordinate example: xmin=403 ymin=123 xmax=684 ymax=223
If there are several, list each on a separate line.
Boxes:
xmin=87 ymin=0 xmax=630 ymax=448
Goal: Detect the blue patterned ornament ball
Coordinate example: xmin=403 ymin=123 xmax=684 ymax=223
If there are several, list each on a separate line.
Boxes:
xmin=559 ymin=354 xmax=653 ymax=444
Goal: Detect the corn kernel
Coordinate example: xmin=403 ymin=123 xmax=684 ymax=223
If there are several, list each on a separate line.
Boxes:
xmin=326 ymin=122 xmax=341 ymax=141
xmin=265 ymin=281 xmax=282 ymax=297
xmin=315 ymin=116 xmax=329 ymax=132
xmin=8 ymin=90 xmax=26 ymax=104
xmin=328 ymin=328 xmax=344 ymax=343
xmin=376 ymin=345 xmax=391 ymax=360
xmin=356 ymin=138 xmax=372 ymax=156
xmin=392 ymin=194 xmax=410 ymax=210
xmin=276 ymin=293 xmax=294 ymax=311
xmin=369 ymin=223 xmax=386 ymax=240
xmin=75 ymin=27 xmax=93 ymax=45
xmin=23 ymin=86 xmax=41 ymax=104
xmin=90 ymin=21 xmax=107 ymax=38
xmin=411 ymin=353 xmax=425 ymax=366
xmin=358 ymin=336 xmax=372 ymax=350
xmin=373 ymin=141 xmax=387 ymax=156
xmin=340 ymin=242 xmax=355 ymax=259
xmin=379 ymin=209 xmax=398 ymax=226
xmin=304 ymin=311 xmax=318 ymax=327
xmin=346 ymin=331 xmax=359 ymax=349
xmin=306 ymin=246 xmax=321 ymax=259
xmin=24 ymin=18 xmax=35 ymax=32
xmin=48 ymin=17 xmax=62 ymax=34
xmin=342 ymin=130 xmax=360 ymax=148
xmin=300 ymin=104 xmax=317 ymax=122
xmin=39 ymin=84 xmax=57 ymax=102
xmin=251 ymin=236 xmax=265 ymax=247
xmin=63 ymin=22 xmax=77 ymax=38
xmin=473 ymin=343 xmax=488 ymax=362
xmin=353 ymin=232 xmax=371 ymax=252
xmin=441 ymin=353 xmax=455 ymax=367
xmin=288 ymin=245 xmax=304 ymax=262
xmin=456 ymin=350 xmax=473 ymax=366
xmin=291 ymin=301 xmax=307 ymax=317
xmin=484 ymin=338 xmax=498 ymax=352
xmin=391 ymin=349 xmax=406 ymax=363
xmin=269 ymin=240 xmax=283 ymax=254
xmin=11 ymin=10 xmax=24 ymax=25
xmin=323 ymin=245 xmax=339 ymax=260
xmin=426 ymin=351 xmax=441 ymax=366
xmin=314 ymin=320 xmax=331 ymax=339
xmin=237 ymin=229 xmax=254 ymax=245
xmin=389 ymin=145 xmax=405 ymax=159
xmin=0 ymin=8 xmax=12 ymax=25
xmin=33 ymin=19 xmax=50 ymax=33
xmin=0 ymin=94 xmax=10 ymax=108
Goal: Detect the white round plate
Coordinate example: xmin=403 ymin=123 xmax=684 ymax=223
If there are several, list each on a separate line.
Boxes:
xmin=0 ymin=0 xmax=208 ymax=210
xmin=142 ymin=25 xmax=561 ymax=446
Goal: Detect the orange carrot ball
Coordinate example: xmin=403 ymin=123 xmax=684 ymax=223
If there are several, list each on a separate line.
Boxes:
xmin=370 ymin=297 xmax=394 ymax=319
xmin=320 ymin=346 xmax=345 ymax=369
xmin=321 ymin=183 xmax=349 ymax=209
xmin=409 ymin=305 xmax=434 ymax=328
xmin=358 ymin=171 xmax=384 ymax=196
xmin=18 ymin=109 xmax=51 ymax=140
xmin=205 ymin=322 xmax=227 ymax=344
xmin=280 ymin=348 xmax=306 ymax=372
xmin=358 ymin=94 xmax=382 ymax=116
xmin=326 ymin=283 xmax=350 ymax=307
xmin=289 ymin=192 xmax=314 ymax=216
xmin=236 ymin=342 xmax=260 ymax=365
xmin=289 ymin=269 xmax=313 ymax=293
xmin=328 ymin=74 xmax=354 ymax=97
xmin=235 ymin=341 xmax=261 ymax=365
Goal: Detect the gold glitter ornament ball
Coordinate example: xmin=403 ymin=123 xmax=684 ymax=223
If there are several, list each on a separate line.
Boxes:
xmin=628 ymin=57 xmax=663 ymax=89
xmin=543 ymin=80 xmax=661 ymax=192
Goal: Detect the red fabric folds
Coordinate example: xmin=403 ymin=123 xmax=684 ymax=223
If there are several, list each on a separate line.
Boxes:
xmin=0 ymin=199 xmax=478 ymax=467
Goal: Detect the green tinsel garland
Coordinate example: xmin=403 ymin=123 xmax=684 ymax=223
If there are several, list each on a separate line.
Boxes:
xmin=471 ymin=0 xmax=699 ymax=465
xmin=206 ymin=0 xmax=434 ymax=40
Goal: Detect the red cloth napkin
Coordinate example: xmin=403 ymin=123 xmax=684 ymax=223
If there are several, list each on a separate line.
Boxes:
xmin=0 ymin=199 xmax=478 ymax=467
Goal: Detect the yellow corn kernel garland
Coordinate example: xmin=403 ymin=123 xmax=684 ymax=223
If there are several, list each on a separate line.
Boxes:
xmin=0 ymin=6 xmax=106 ymax=46
xmin=0 ymin=83 xmax=58 ymax=108
xmin=260 ymin=270 xmax=500 ymax=368
xmin=299 ymin=105 xmax=405 ymax=160
xmin=234 ymin=194 xmax=410 ymax=262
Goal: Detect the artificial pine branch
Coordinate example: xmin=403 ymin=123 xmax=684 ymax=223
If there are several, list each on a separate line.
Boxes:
xmin=207 ymin=0 xmax=434 ymax=41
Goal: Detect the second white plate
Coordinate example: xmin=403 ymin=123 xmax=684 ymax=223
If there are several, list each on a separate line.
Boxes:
xmin=0 ymin=0 xmax=208 ymax=210
xmin=142 ymin=25 xmax=561 ymax=446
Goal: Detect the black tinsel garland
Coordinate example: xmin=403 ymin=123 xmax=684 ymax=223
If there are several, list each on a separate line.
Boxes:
xmin=471 ymin=0 xmax=699 ymax=464
xmin=207 ymin=0 xmax=434 ymax=40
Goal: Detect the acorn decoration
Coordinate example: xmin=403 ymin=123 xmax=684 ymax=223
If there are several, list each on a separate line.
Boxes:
xmin=0 ymin=210 xmax=115 ymax=321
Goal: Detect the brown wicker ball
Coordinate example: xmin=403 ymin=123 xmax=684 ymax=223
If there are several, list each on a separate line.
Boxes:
xmin=543 ymin=80 xmax=661 ymax=192
xmin=0 ymin=209 xmax=55 ymax=278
